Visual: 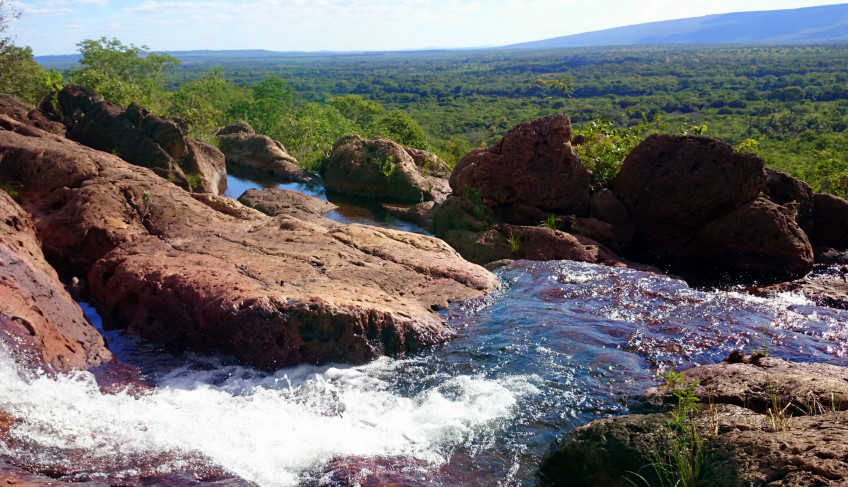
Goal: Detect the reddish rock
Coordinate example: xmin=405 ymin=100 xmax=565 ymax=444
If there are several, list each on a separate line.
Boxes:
xmin=0 ymin=114 xmax=498 ymax=370
xmin=763 ymin=168 xmax=814 ymax=234
xmin=679 ymin=197 xmax=814 ymax=280
xmin=0 ymin=93 xmax=65 ymax=135
xmin=384 ymin=201 xmax=437 ymax=233
xmin=237 ymin=187 xmax=336 ymax=220
xmin=45 ymin=85 xmax=227 ymax=195
xmin=216 ymin=122 xmax=312 ymax=183
xmin=612 ymin=134 xmax=764 ymax=254
xmin=749 ymin=275 xmax=848 ymax=310
xmin=810 ymin=192 xmax=848 ymax=250
xmin=542 ymin=355 xmax=848 ymax=487
xmin=450 ymin=113 xmax=590 ymax=218
xmin=0 ymin=190 xmax=112 ymax=371
xmin=502 ymin=225 xmax=626 ymax=266
xmin=325 ymin=135 xmax=448 ymax=204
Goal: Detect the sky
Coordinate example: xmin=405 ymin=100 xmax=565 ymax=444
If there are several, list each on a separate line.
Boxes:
xmin=4 ymin=0 xmax=848 ymax=56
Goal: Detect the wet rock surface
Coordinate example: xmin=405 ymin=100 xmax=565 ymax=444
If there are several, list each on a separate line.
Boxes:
xmin=0 ymin=190 xmax=111 ymax=372
xmin=216 ymin=122 xmax=313 ymax=183
xmin=541 ymin=355 xmax=848 ymax=487
xmin=0 ymin=108 xmax=498 ymax=370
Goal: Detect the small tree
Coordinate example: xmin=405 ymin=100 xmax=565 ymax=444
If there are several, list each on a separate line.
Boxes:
xmin=68 ymin=37 xmax=179 ymax=109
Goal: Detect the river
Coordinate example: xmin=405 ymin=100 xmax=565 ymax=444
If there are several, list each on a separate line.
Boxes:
xmin=1 ymin=174 xmax=846 ymax=486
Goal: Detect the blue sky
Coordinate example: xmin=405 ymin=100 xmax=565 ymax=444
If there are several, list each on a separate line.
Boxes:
xmin=6 ymin=0 xmax=848 ymax=56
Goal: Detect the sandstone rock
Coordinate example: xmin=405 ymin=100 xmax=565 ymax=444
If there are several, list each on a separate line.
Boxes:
xmin=0 ymin=115 xmax=498 ymax=370
xmin=0 ymin=190 xmax=112 ymax=371
xmin=542 ymin=355 xmax=848 ymax=487
xmin=678 ymin=197 xmax=814 ymax=280
xmin=810 ymin=192 xmax=848 ymax=250
xmin=45 ymin=85 xmax=227 ymax=195
xmin=764 ymin=168 xmax=814 ymax=233
xmin=191 ymin=193 xmax=266 ymax=221
xmin=815 ymin=247 xmax=848 ymax=265
xmin=216 ymin=122 xmax=312 ymax=183
xmin=612 ymin=134 xmax=765 ymax=254
xmin=237 ymin=187 xmax=337 ymax=221
xmin=450 ymin=113 xmax=590 ymax=219
xmin=0 ymin=93 xmax=65 ymax=135
xmin=325 ymin=135 xmax=447 ymax=204
xmin=404 ymin=146 xmax=452 ymax=179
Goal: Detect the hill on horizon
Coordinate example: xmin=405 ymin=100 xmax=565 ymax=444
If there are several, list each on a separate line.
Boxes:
xmin=506 ymin=4 xmax=848 ymax=48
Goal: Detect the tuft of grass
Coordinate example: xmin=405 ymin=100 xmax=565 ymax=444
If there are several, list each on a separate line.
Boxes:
xmin=765 ymin=377 xmax=792 ymax=432
xmin=0 ymin=181 xmax=23 ymax=199
xmin=507 ymin=232 xmax=520 ymax=255
xmin=541 ymin=213 xmax=558 ymax=230
xmin=185 ymin=172 xmax=203 ymax=192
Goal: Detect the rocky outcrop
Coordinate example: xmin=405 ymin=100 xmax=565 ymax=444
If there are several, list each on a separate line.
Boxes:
xmin=237 ymin=187 xmax=337 ymax=221
xmin=612 ymin=134 xmax=765 ymax=254
xmin=749 ymin=273 xmax=848 ymax=310
xmin=541 ymin=355 xmax=848 ymax=487
xmin=450 ymin=113 xmax=590 ymax=220
xmin=0 ymin=93 xmax=65 ymax=135
xmin=44 ymin=85 xmax=227 ymax=195
xmin=611 ymin=134 xmax=814 ymax=281
xmin=325 ymin=135 xmax=449 ymax=204
xmin=0 ymin=110 xmax=498 ymax=370
xmin=0 ymin=189 xmax=112 ymax=371
xmin=216 ymin=122 xmax=313 ymax=183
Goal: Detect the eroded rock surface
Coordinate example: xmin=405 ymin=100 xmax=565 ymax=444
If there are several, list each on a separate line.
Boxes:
xmin=44 ymin=85 xmax=227 ymax=195
xmin=0 ymin=111 xmax=497 ymax=370
xmin=0 ymin=189 xmax=111 ymax=371
xmin=237 ymin=187 xmax=337 ymax=221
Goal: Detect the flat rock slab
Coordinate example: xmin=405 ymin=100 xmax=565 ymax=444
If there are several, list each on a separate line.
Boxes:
xmin=237 ymin=187 xmax=337 ymax=220
xmin=0 ymin=114 xmax=498 ymax=370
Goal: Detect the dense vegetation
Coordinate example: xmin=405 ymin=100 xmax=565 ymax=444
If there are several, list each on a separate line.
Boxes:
xmin=4 ymin=10 xmax=848 ymax=197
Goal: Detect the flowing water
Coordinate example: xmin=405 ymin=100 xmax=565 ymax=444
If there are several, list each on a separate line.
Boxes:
xmin=1 ymin=174 xmax=847 ymax=486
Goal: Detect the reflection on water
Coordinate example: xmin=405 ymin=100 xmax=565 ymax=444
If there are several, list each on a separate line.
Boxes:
xmin=224 ymin=167 xmax=430 ymax=235
xmin=2 ymin=260 xmax=847 ymax=486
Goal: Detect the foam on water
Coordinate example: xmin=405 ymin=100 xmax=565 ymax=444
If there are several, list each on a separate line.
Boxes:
xmin=0 ymin=347 xmax=530 ymax=486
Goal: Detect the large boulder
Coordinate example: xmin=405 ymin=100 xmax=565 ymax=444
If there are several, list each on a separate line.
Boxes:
xmin=541 ymin=355 xmax=848 ymax=487
xmin=45 ymin=85 xmax=227 ymax=195
xmin=678 ymin=197 xmax=814 ymax=280
xmin=0 ymin=112 xmax=498 ymax=370
xmin=612 ymin=134 xmax=765 ymax=254
xmin=0 ymin=187 xmax=112 ymax=372
xmin=450 ymin=113 xmax=590 ymax=220
xmin=216 ymin=122 xmax=313 ymax=183
xmin=810 ymin=192 xmax=848 ymax=251
xmin=325 ymin=135 xmax=447 ymax=204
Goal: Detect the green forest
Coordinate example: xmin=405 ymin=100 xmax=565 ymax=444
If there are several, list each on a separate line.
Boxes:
xmin=4 ymin=28 xmax=848 ymax=197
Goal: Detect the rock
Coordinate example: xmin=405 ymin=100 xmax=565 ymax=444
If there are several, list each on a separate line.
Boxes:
xmin=405 ymin=146 xmax=452 ymax=178
xmin=383 ymin=201 xmax=437 ymax=233
xmin=763 ymin=168 xmax=814 ymax=233
xmin=190 ymin=193 xmax=266 ymax=221
xmin=450 ymin=113 xmax=590 ymax=219
xmin=678 ymin=197 xmax=814 ymax=281
xmin=810 ymin=193 xmax=848 ymax=250
xmin=45 ymin=85 xmax=227 ymax=195
xmin=542 ymin=355 xmax=848 ymax=487
xmin=0 ymin=93 xmax=65 ymax=135
xmin=237 ymin=187 xmax=337 ymax=220
xmin=216 ymin=122 xmax=313 ymax=183
xmin=815 ymin=247 xmax=848 ymax=265
xmin=749 ymin=275 xmax=848 ymax=310
xmin=0 ymin=114 xmax=498 ymax=370
xmin=0 ymin=190 xmax=112 ymax=372
xmin=325 ymin=135 xmax=446 ymax=204
xmin=612 ymin=134 xmax=765 ymax=254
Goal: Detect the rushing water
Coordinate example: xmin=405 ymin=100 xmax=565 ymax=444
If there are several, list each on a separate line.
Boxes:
xmin=2 ymin=261 xmax=846 ymax=486
xmin=2 ymin=173 xmax=847 ymax=485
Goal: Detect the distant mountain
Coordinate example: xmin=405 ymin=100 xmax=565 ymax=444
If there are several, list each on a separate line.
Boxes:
xmin=506 ymin=4 xmax=848 ymax=49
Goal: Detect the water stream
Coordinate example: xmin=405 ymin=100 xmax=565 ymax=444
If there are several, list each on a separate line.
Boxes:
xmin=1 ymin=175 xmax=847 ymax=486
